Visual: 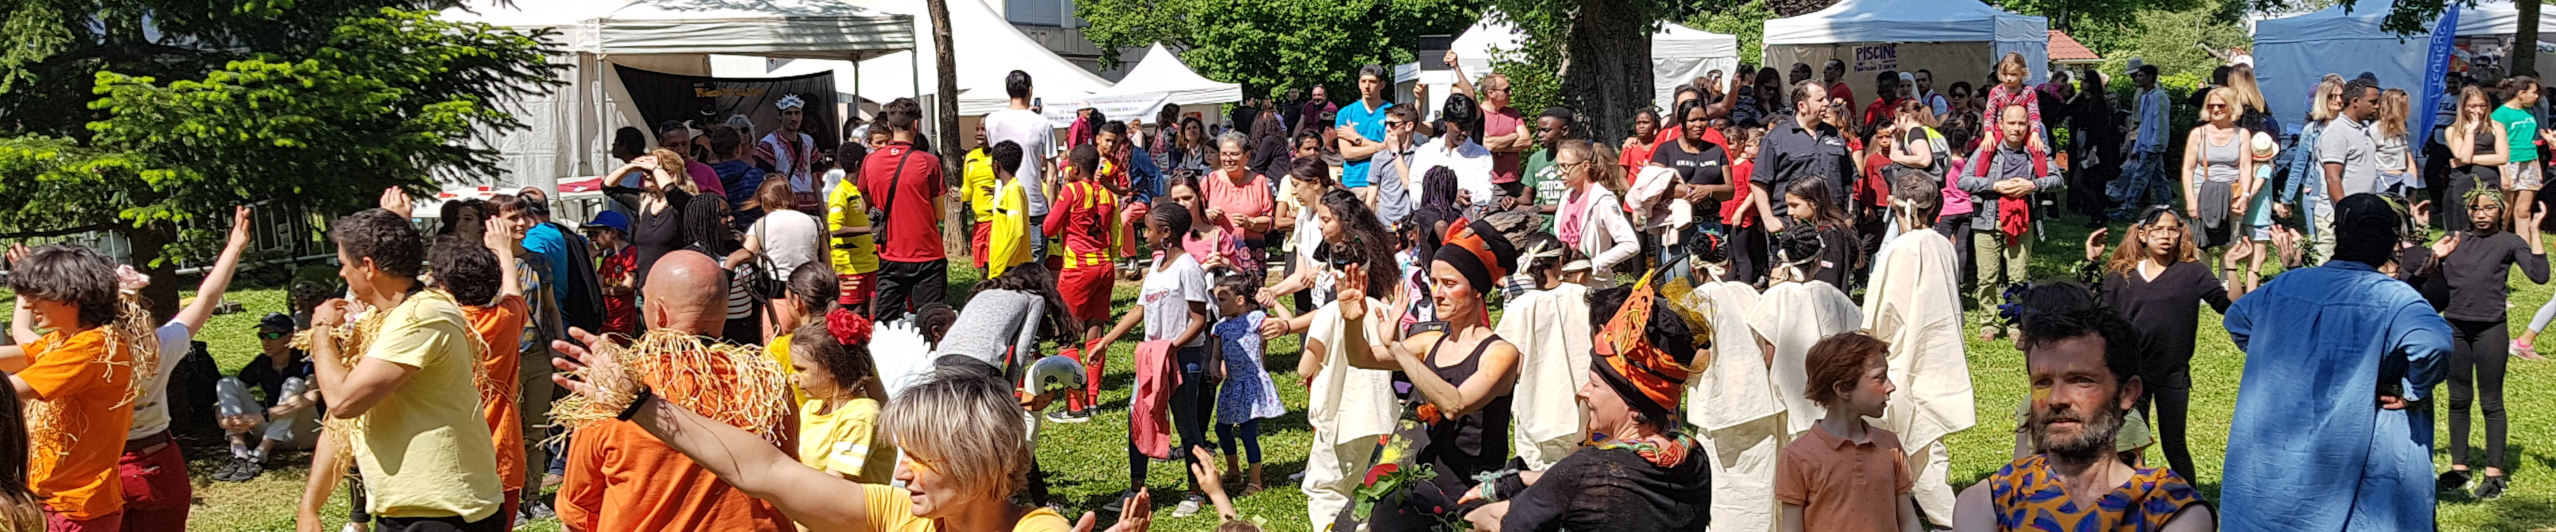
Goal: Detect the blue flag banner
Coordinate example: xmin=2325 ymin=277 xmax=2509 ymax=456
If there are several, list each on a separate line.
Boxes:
xmin=2416 ymin=7 xmax=2461 ymax=151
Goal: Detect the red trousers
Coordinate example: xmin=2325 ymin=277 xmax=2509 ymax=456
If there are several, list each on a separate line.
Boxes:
xmin=115 ymin=439 xmax=188 ymax=531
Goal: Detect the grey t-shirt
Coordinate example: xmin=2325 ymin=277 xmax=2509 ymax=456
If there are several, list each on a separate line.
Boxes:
xmin=1141 ymin=253 xmax=1212 ymax=348
xmin=934 ymin=289 xmax=1044 ymax=368
xmin=2318 ymin=117 xmax=2381 ymax=197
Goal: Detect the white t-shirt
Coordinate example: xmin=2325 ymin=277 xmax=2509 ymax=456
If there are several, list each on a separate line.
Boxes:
xmin=128 ymin=321 xmax=193 ymax=440
xmin=1412 ymin=139 xmax=1495 ymax=206
xmin=749 ymin=209 xmax=824 ymax=281
xmin=1140 ymin=253 xmax=1211 ymax=348
xmin=983 ymin=108 xmax=1054 ymax=216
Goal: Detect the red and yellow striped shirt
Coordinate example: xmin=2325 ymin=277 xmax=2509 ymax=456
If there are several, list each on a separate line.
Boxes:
xmin=1041 ymin=180 xmax=1120 ymax=269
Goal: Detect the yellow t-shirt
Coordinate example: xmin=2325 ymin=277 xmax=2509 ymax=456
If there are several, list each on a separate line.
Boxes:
xmin=827 ymin=181 xmax=882 ymax=275
xmin=985 ymin=177 xmax=1034 ymax=278
xmin=862 ymin=484 xmax=1071 ymax=532
xmin=354 ymin=290 xmax=506 ymax=521
xmin=964 ymin=148 xmax=999 ymax=223
xmin=798 ymin=398 xmax=898 ymax=484
xmin=768 ymin=333 xmax=809 ymax=405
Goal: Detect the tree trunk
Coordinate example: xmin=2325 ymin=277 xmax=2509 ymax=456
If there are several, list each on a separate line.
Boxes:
xmin=125 ymin=224 xmax=181 ymax=323
xmin=2520 ymin=0 xmax=2542 ymax=77
xmin=926 ymin=0 xmax=968 ymax=262
xmin=1561 ymin=0 xmax=1653 ymax=141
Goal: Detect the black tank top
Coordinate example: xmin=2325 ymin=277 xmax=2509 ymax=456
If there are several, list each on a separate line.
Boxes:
xmin=1417 ymin=333 xmax=1514 ymax=480
xmin=2454 ymin=124 xmax=2503 ymax=185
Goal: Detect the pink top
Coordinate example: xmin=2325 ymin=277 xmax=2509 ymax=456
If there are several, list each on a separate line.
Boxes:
xmin=1181 ymin=227 xmax=1254 ymax=272
xmin=1557 ymin=184 xmax=1594 ymax=247
xmin=1202 ymin=170 xmax=1275 ymax=241
xmin=686 ymin=161 xmax=726 ymax=200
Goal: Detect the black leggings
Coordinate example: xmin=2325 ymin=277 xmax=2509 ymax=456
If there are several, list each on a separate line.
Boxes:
xmin=1130 ymin=346 xmax=1218 ymax=492
xmin=2449 ymin=318 xmax=2511 ymax=471
xmin=2138 ymin=379 xmax=2197 ymax=485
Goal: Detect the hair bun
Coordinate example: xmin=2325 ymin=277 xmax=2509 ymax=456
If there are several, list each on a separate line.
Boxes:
xmin=825 ymin=308 xmax=873 ymax=346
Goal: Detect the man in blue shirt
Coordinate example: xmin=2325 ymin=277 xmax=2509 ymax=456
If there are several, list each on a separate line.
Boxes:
xmin=1336 ymin=65 xmax=1394 ymax=203
xmin=2221 ymin=193 xmax=2450 ymax=531
xmin=2112 ymin=64 xmax=2172 ymax=221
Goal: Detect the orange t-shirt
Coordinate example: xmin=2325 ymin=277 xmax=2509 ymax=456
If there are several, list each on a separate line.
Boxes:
xmin=463 ymin=295 xmax=529 ymax=494
xmin=20 ymin=327 xmax=136 ymax=519
xmin=559 ymin=420 xmax=788 ymax=532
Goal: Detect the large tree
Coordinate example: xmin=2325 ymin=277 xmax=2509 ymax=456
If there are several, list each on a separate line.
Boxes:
xmin=0 ymin=1 xmax=559 ymax=314
xmin=1074 ymin=0 xmax=1476 ymax=100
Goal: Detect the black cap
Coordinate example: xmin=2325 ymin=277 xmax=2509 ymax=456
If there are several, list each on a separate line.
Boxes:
xmin=257 ymin=312 xmax=296 ymax=333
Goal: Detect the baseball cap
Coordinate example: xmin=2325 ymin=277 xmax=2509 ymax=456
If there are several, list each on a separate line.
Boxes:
xmin=257 ymin=312 xmax=296 ymax=333
xmin=583 ymin=210 xmax=631 ymax=234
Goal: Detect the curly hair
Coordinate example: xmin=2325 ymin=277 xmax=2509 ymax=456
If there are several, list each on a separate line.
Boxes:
xmin=331 ymin=208 xmax=427 ymax=281
xmin=2104 ymin=207 xmax=2202 ymax=277
xmin=427 ymin=239 xmax=502 ymax=308
xmin=7 ymin=245 xmax=119 ymax=328
xmin=1320 ymin=189 xmax=1402 ymax=295
xmin=1803 ymin=332 xmax=1889 ymax=406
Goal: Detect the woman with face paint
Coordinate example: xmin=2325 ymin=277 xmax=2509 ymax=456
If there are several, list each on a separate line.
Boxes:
xmin=2080 ymin=205 xmax=2236 ymax=487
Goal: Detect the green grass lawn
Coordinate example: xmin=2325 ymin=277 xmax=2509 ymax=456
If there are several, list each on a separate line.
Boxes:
xmin=30 ymin=221 xmax=2556 ymax=531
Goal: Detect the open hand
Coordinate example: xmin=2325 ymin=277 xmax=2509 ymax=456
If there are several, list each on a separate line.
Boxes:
xmin=378 ymin=187 xmax=413 ymax=218
xmin=549 ymin=327 xmax=639 ymax=405
xmin=1336 ymin=263 xmax=1369 ymax=320
xmin=2083 ymin=227 xmax=2109 ymax=263
xmin=1073 ymin=489 xmax=1151 ymax=532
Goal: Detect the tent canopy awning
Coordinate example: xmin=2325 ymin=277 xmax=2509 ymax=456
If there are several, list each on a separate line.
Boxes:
xmin=1763 ymin=0 xmax=2047 ymax=45
xmin=587 ymin=0 xmax=916 ymax=61
xmin=1087 ymin=43 xmax=1242 ymax=107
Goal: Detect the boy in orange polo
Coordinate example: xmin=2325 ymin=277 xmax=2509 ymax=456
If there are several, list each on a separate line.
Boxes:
xmin=1775 ymin=333 xmax=1922 ymax=532
xmin=7 ymin=244 xmax=139 ymax=530
xmin=441 ymin=221 xmax=533 ymax=526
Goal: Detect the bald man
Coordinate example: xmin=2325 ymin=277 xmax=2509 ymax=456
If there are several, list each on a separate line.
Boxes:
xmin=557 ymin=250 xmax=792 ymax=532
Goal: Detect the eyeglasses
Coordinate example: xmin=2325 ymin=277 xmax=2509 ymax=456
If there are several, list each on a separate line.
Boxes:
xmin=2206 ymin=104 xmax=2229 ymax=110
xmin=257 ymin=331 xmax=290 ymax=340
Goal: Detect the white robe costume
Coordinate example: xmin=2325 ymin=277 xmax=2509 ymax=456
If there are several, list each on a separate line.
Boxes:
xmin=1494 ymin=283 xmax=1594 ymax=471
xmin=1860 ymin=229 xmax=1975 ymax=527
xmin=1672 ymin=279 xmax=1785 ymax=532
xmin=1750 ymin=279 xmax=1863 ymax=437
xmin=1299 ymin=299 xmax=1398 ymax=529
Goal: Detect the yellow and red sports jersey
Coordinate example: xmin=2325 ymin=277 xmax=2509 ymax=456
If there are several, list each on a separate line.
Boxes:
xmin=1041 ymin=180 xmax=1120 ymax=269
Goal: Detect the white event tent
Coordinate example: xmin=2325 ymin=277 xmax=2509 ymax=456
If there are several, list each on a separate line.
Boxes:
xmin=1076 ymin=43 xmax=1245 ymax=122
xmin=2253 ymin=0 xmax=2556 ymax=130
xmin=437 ymin=0 xmax=915 ymax=191
xmin=1762 ymin=0 xmax=2048 ymax=107
xmin=1401 ymin=15 xmax=1739 ymax=117
xmin=716 ymin=0 xmax=1113 ymax=129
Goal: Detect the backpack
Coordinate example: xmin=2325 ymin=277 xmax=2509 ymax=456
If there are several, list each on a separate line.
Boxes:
xmin=547 ymin=222 xmax=606 ymax=334
xmin=166 ymin=340 xmax=225 ymax=452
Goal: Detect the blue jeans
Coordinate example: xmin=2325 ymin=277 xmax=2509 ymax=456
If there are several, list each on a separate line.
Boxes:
xmin=2110 ymin=152 xmax=2172 ymax=214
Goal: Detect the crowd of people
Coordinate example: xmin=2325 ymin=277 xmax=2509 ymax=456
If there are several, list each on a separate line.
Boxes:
xmin=0 ymin=46 xmax=2541 ymax=532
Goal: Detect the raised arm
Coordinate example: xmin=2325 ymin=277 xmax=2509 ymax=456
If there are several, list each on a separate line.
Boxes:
xmin=176 ymin=206 xmax=257 ymax=335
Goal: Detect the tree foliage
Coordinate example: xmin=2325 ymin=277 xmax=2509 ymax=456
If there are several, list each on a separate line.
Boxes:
xmin=1689 ymin=0 xmax=1777 ymax=64
xmin=0 ymin=1 xmax=558 ymax=312
xmin=0 ymin=4 xmax=556 ymax=238
xmin=1074 ymin=0 xmax=1477 ymax=100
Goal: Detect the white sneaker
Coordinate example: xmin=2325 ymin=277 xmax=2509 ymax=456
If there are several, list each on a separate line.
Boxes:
xmin=1172 ymin=496 xmax=1204 ymax=517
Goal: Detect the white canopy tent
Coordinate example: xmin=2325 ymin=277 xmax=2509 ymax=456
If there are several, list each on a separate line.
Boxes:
xmin=1401 ymin=15 xmax=1740 ymax=117
xmin=714 ymin=0 xmax=1112 ymax=129
xmin=1762 ymin=0 xmax=2048 ymax=108
xmin=2254 ymin=0 xmax=2556 ymax=130
xmin=438 ymin=0 xmax=915 ymax=191
xmin=1075 ymin=43 xmax=1244 ymax=123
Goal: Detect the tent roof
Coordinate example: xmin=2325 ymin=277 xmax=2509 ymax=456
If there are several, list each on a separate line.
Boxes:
xmin=1763 ymin=0 xmax=2047 ymax=45
xmin=437 ymin=0 xmax=628 ymax=29
xmin=1098 ymin=43 xmax=1241 ymax=104
xmin=2047 ymin=30 xmax=2099 ymax=62
xmin=1428 ymin=16 xmax=1736 ymax=80
xmin=587 ymin=0 xmax=914 ymax=61
xmin=739 ymin=0 xmax=1111 ymax=120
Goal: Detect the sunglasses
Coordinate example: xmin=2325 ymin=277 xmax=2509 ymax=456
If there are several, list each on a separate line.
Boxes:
xmin=257 ymin=331 xmax=290 ymax=340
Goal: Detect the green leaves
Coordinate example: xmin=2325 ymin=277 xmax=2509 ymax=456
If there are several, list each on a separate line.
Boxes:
xmin=1076 ymin=0 xmax=1474 ymax=99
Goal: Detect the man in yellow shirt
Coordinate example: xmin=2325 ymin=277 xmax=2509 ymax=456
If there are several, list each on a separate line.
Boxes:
xmin=985 ymin=141 xmax=1036 ymax=277
xmin=827 ymin=143 xmax=882 ymax=311
xmin=308 ymin=207 xmax=507 ymax=529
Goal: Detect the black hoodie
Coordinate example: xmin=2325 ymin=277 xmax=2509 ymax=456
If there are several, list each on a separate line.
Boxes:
xmin=1495 ymin=442 xmax=1713 ymax=531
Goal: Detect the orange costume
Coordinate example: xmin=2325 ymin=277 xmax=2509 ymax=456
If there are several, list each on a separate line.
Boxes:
xmin=462 ymin=295 xmax=529 ymax=507
xmin=21 ymin=328 xmax=138 ymax=523
xmin=559 ymin=337 xmax=793 ymax=532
